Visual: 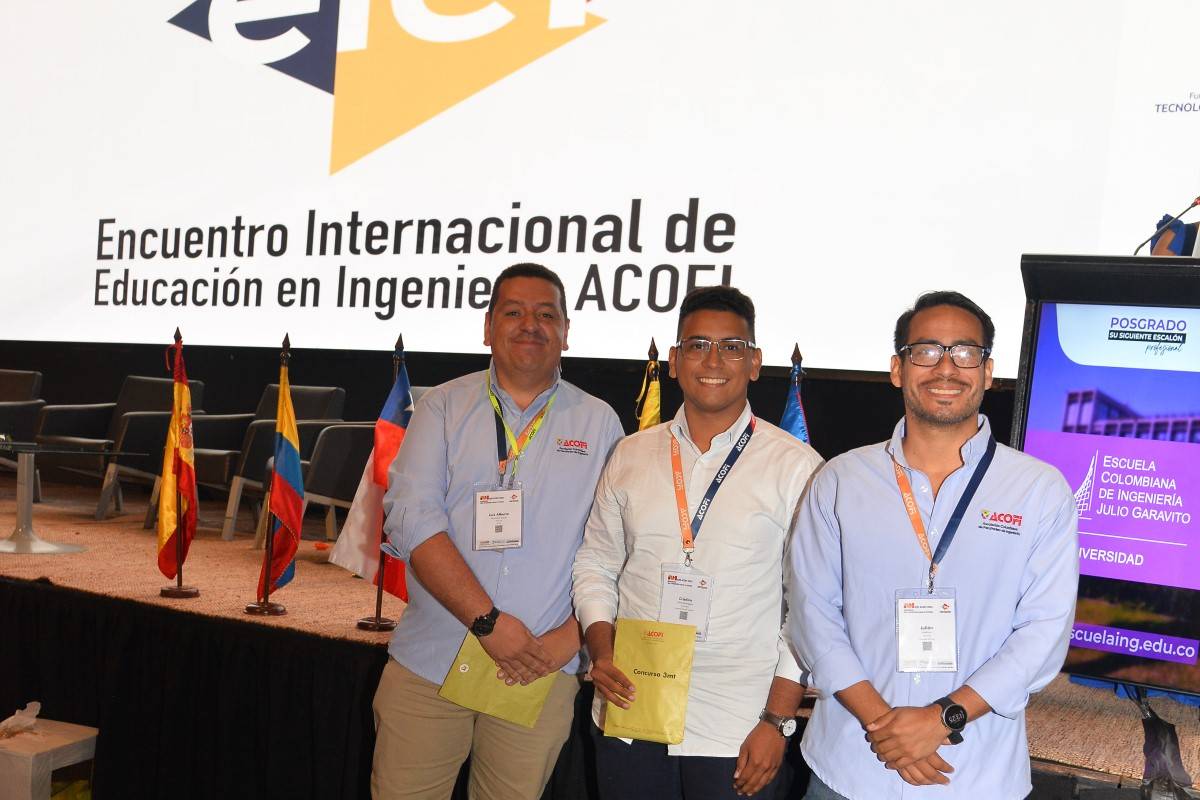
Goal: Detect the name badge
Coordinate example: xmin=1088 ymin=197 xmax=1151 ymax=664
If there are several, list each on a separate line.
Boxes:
xmin=895 ymin=588 xmax=957 ymax=672
xmin=473 ymin=482 xmax=523 ymax=551
xmin=659 ymin=564 xmax=713 ymax=642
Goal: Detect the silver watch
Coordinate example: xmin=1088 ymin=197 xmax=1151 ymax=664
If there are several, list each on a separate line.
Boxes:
xmin=759 ymin=709 xmax=797 ymax=738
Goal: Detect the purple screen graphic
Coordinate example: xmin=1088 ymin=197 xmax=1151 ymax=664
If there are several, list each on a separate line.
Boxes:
xmin=1024 ymin=303 xmax=1200 ymax=687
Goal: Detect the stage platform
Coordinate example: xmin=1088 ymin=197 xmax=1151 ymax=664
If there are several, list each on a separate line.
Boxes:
xmin=1 ymin=475 xmax=1197 ymax=798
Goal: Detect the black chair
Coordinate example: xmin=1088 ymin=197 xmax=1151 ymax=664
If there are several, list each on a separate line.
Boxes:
xmin=285 ymin=423 xmax=375 ymax=541
xmin=0 ymin=369 xmax=45 ymax=442
xmin=0 ymin=369 xmax=43 ymax=402
xmin=249 ymin=385 xmax=428 ymax=546
xmin=35 ymin=375 xmax=205 ymax=519
xmin=177 ymin=384 xmax=345 ymax=539
xmin=0 ymin=369 xmax=47 ymax=499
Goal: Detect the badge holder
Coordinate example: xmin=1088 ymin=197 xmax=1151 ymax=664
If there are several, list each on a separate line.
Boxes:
xmin=658 ymin=563 xmax=714 ymax=642
xmin=473 ymin=481 xmax=523 ymax=551
xmin=895 ymin=587 xmax=958 ymax=673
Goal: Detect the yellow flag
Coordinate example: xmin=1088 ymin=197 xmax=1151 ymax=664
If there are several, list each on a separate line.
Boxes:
xmin=635 ymin=360 xmax=661 ymax=430
xmin=603 ymin=618 xmax=696 ymax=744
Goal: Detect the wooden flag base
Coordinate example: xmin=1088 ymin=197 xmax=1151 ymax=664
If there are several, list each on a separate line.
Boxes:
xmin=356 ymin=615 xmax=396 ymax=632
xmin=245 ymin=601 xmax=286 ymax=616
xmin=161 ymin=585 xmax=199 ymax=599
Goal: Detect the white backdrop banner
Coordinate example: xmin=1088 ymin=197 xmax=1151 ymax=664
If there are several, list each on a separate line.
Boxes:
xmin=3 ymin=0 xmax=1200 ymax=376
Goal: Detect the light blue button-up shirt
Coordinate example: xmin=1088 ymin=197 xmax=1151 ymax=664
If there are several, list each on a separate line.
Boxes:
xmin=788 ymin=416 xmax=1078 ymax=799
xmin=382 ymin=364 xmax=624 ymax=684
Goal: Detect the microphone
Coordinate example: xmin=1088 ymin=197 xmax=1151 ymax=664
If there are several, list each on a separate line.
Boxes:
xmin=1133 ymin=195 xmax=1200 ymax=255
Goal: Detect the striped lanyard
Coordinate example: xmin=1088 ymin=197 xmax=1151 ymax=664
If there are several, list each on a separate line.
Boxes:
xmin=669 ymin=418 xmax=755 ymax=566
xmin=891 ymin=436 xmax=996 ymax=592
xmin=487 ymin=380 xmax=556 ymax=486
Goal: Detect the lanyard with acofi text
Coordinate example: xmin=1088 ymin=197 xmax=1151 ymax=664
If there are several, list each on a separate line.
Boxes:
xmin=670 ymin=418 xmax=755 ymax=566
xmin=891 ymin=435 xmax=996 ymax=593
xmin=487 ymin=381 xmax=556 ymax=486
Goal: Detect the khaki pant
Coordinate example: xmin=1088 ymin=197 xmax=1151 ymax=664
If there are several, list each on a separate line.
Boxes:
xmin=371 ymin=658 xmax=580 ymax=800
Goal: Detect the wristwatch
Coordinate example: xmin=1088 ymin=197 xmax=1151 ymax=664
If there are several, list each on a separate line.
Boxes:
xmin=933 ymin=696 xmax=967 ymax=745
xmin=758 ymin=709 xmax=798 ymax=738
xmin=470 ymin=607 xmax=500 ymax=637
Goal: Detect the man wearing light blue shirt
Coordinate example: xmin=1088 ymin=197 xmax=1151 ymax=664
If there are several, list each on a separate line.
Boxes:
xmin=789 ymin=291 xmax=1079 ymax=799
xmin=371 ymin=263 xmax=624 ymax=800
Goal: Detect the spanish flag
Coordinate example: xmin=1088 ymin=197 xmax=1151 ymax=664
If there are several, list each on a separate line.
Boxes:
xmin=157 ymin=330 xmax=197 ymax=579
xmin=635 ymin=338 xmax=661 ymax=431
xmin=258 ymin=354 xmax=304 ymax=599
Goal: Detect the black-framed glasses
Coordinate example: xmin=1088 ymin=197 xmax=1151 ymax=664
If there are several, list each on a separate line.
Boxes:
xmin=899 ymin=342 xmax=991 ymax=368
xmin=676 ymin=337 xmax=757 ymax=361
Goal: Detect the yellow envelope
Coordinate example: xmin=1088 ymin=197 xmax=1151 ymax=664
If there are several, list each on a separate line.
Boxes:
xmin=437 ymin=633 xmax=558 ymax=728
xmin=603 ymin=617 xmax=695 ymax=744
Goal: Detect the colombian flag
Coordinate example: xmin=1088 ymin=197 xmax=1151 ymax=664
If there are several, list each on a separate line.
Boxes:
xmin=258 ymin=363 xmax=304 ymax=599
xmin=157 ymin=333 xmax=197 ymax=579
xmin=329 ymin=354 xmax=413 ymax=600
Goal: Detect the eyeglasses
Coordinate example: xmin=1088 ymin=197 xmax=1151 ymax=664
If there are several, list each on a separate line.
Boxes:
xmin=676 ymin=337 xmax=757 ymax=361
xmin=899 ymin=342 xmax=991 ymax=368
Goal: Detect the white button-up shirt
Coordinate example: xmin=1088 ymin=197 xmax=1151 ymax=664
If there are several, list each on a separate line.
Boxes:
xmin=573 ymin=402 xmax=823 ymax=756
xmin=789 ymin=417 xmax=1078 ymax=799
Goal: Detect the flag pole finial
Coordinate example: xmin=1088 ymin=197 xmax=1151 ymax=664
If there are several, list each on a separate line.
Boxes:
xmin=281 ymin=334 xmax=291 ymax=365
xmin=392 ymin=333 xmax=405 ymax=381
xmin=648 ymin=338 xmax=658 ymax=361
xmin=791 ymin=343 xmax=803 ymax=366
xmin=173 ymin=327 xmax=182 ymax=345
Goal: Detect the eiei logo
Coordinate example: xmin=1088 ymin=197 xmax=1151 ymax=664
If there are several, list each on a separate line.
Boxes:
xmin=170 ymin=0 xmax=604 ymax=172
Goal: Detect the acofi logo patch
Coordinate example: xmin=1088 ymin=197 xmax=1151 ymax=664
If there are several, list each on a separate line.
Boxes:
xmin=555 ymin=437 xmax=590 ymax=455
xmin=170 ymin=1 xmax=603 ymax=172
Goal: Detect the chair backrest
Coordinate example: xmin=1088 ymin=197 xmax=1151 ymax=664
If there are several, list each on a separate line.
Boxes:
xmin=305 ymin=424 xmax=376 ymax=502
xmin=0 ymin=369 xmax=42 ymax=402
xmin=253 ymin=384 xmax=346 ymax=421
xmin=107 ymin=375 xmax=206 ymax=441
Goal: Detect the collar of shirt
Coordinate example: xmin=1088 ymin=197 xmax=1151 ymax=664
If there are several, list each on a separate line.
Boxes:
xmin=487 ymin=360 xmax=561 ymax=423
xmin=668 ymin=401 xmax=753 ymax=457
xmin=886 ymin=413 xmax=993 ymax=472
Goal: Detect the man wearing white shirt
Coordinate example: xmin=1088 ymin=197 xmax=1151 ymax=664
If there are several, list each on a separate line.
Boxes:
xmin=789 ymin=291 xmax=1078 ymax=799
xmin=573 ymin=285 xmax=823 ymax=799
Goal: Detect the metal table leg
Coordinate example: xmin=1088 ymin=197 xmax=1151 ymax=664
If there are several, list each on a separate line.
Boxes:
xmin=0 ymin=452 xmax=85 ymax=554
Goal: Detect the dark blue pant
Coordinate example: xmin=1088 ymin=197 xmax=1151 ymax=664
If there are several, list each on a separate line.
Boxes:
xmin=592 ymin=724 xmax=784 ymax=800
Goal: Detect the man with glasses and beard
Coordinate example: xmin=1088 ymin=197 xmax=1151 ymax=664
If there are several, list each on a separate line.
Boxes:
xmin=574 ymin=285 xmax=822 ymax=799
xmin=788 ymin=291 xmax=1078 ymax=799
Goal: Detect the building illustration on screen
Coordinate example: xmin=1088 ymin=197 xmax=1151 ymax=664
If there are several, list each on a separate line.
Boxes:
xmin=1061 ymin=389 xmax=1200 ymax=443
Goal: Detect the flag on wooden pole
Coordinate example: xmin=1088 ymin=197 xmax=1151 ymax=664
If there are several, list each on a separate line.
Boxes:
xmin=257 ymin=336 xmax=304 ymax=600
xmin=780 ymin=344 xmax=810 ymax=444
xmin=330 ymin=335 xmax=413 ymax=600
xmin=635 ymin=338 xmax=661 ymax=430
xmin=157 ymin=329 xmax=197 ymax=579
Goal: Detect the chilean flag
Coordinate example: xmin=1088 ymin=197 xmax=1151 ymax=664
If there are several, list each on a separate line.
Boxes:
xmin=329 ymin=357 xmax=413 ymax=600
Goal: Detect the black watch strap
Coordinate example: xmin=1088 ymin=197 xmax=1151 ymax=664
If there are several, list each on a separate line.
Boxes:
xmin=470 ymin=606 xmax=500 ymax=637
xmin=933 ymin=696 xmax=968 ymax=736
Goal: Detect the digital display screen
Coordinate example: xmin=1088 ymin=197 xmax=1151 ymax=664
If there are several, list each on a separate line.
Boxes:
xmin=1023 ymin=302 xmax=1200 ymax=694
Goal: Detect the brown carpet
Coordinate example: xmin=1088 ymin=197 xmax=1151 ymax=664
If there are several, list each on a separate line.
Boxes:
xmin=1029 ymin=673 xmax=1199 ymax=781
xmin=2 ymin=474 xmax=1198 ymax=782
xmin=0 ymin=473 xmax=404 ymax=644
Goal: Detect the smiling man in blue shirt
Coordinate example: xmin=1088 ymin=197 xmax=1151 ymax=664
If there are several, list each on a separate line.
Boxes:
xmin=371 ymin=262 xmax=624 ymax=800
xmin=788 ymin=291 xmax=1079 ymax=799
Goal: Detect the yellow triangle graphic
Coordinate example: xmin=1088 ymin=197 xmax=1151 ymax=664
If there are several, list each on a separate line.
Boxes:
xmin=330 ymin=0 xmax=604 ymax=173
